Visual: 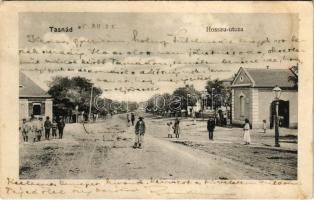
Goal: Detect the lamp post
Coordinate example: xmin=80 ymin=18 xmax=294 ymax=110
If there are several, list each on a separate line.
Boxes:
xmin=75 ymin=105 xmax=79 ymax=123
xmin=273 ymin=85 xmax=282 ymax=147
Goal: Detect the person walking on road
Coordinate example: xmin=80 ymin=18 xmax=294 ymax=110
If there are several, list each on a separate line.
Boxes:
xmin=131 ymin=113 xmax=135 ymax=126
xmin=57 ymin=117 xmax=65 ymax=139
xmin=173 ymin=118 xmax=181 ymax=138
xmin=207 ymin=116 xmax=216 ymax=140
xmin=243 ymin=118 xmax=251 ymax=145
xmin=133 ymin=117 xmax=146 ymax=149
xmin=44 ymin=116 xmax=52 ymax=140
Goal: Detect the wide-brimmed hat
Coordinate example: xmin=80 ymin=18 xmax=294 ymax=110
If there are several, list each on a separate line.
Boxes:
xmin=138 ymin=117 xmax=144 ymax=120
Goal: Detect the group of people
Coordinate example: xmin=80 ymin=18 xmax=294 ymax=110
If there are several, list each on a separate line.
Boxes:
xmin=167 ymin=118 xmax=181 ymax=138
xmin=126 ymin=113 xmax=136 ymax=127
xmin=20 ymin=115 xmax=66 ymax=143
xmin=207 ymin=115 xmax=252 ymax=145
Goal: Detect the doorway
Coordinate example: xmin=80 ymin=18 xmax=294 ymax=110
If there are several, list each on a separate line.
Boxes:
xmin=270 ymin=100 xmax=290 ymax=128
xmin=32 ymin=103 xmax=41 ymax=116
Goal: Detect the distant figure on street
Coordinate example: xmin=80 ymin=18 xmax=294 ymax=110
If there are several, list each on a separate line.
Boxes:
xmin=223 ymin=112 xmax=227 ymax=126
xmin=134 ymin=117 xmax=146 ymax=149
xmin=167 ymin=122 xmax=173 ymax=138
xmin=44 ymin=116 xmax=52 ymax=140
xmin=20 ymin=118 xmax=30 ymax=143
xmin=173 ymin=118 xmax=181 ymax=138
xmin=51 ymin=119 xmax=58 ymax=139
xmin=131 ymin=113 xmax=135 ymax=126
xmin=243 ymin=118 xmax=251 ymax=145
xmin=127 ymin=114 xmax=131 ymax=127
xmin=207 ymin=116 xmax=216 ymax=140
xmin=57 ymin=117 xmax=65 ymax=139
xmin=263 ymin=120 xmax=267 ymax=134
xmin=192 ymin=110 xmax=196 ymax=125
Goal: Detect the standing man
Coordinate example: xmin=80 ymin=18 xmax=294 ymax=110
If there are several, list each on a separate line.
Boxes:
xmin=173 ymin=118 xmax=181 ymax=138
xmin=44 ymin=116 xmax=52 ymax=140
xmin=134 ymin=117 xmax=146 ymax=149
xmin=57 ymin=116 xmax=65 ymax=139
xmin=20 ymin=118 xmax=30 ymax=143
xmin=207 ymin=116 xmax=216 ymax=140
xmin=34 ymin=117 xmax=44 ymax=142
xmin=29 ymin=114 xmax=36 ymax=143
xmin=131 ymin=113 xmax=135 ymax=126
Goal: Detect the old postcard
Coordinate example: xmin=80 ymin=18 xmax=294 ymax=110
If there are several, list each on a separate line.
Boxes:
xmin=0 ymin=1 xmax=313 ymax=199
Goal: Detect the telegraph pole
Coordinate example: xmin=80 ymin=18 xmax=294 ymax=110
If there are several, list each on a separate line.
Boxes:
xmin=89 ymin=86 xmax=93 ymax=122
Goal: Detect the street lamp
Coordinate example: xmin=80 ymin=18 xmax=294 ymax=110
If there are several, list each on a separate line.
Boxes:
xmin=272 ymin=85 xmax=282 ymax=147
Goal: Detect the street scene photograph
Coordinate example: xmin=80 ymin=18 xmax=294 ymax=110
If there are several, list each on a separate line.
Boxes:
xmin=18 ymin=12 xmax=298 ymax=180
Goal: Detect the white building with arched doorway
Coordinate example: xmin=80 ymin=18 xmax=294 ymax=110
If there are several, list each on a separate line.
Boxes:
xmin=231 ymin=67 xmax=298 ymax=129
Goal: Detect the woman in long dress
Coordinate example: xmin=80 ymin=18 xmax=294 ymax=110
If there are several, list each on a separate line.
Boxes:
xmin=243 ymin=118 xmax=251 ymax=145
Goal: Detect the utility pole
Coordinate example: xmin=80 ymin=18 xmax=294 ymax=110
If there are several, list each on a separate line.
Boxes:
xmin=89 ymin=86 xmax=93 ymax=122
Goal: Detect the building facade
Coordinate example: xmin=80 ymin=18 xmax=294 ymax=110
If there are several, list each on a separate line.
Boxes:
xmin=19 ymin=71 xmax=53 ymax=123
xmin=231 ymin=67 xmax=298 ymax=129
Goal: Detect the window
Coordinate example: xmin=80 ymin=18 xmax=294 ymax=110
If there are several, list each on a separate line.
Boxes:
xmin=240 ymin=96 xmax=245 ymax=116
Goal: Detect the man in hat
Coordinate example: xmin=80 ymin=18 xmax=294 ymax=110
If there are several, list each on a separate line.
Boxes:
xmin=44 ymin=116 xmax=52 ymax=140
xmin=207 ymin=115 xmax=216 ymax=140
xmin=134 ymin=117 xmax=146 ymax=149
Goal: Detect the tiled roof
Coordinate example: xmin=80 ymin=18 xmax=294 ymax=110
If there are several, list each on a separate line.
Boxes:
xmin=245 ymin=68 xmax=297 ymax=88
xmin=19 ymin=71 xmax=51 ymax=98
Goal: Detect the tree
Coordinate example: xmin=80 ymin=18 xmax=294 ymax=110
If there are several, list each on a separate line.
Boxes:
xmin=172 ymin=85 xmax=200 ymax=111
xmin=48 ymin=76 xmax=102 ymax=119
xmin=205 ymin=79 xmax=232 ymax=109
xmin=289 ymin=64 xmax=298 ymax=90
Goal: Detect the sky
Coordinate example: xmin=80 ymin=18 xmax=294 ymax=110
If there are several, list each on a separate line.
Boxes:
xmin=19 ymin=12 xmax=299 ymax=102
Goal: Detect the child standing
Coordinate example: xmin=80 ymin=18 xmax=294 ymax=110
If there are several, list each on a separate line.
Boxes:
xmin=263 ymin=120 xmax=267 ymax=134
xmin=167 ymin=122 xmax=173 ymax=138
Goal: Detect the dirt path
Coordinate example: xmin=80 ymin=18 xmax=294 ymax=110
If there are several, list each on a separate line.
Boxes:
xmin=19 ymin=113 xmax=295 ymax=179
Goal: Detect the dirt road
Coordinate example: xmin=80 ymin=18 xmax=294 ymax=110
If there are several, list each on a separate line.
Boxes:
xmin=19 ymin=113 xmax=296 ymax=180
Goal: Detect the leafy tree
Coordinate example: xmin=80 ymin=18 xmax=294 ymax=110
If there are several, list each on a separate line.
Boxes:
xmin=205 ymin=79 xmax=232 ymax=109
xmin=289 ymin=64 xmax=298 ymax=90
xmin=172 ymin=85 xmax=200 ymax=111
xmin=48 ymin=76 xmax=102 ymax=118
